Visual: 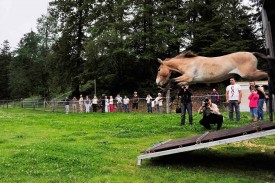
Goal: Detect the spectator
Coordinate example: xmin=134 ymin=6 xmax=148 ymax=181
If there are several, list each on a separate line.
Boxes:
xmin=109 ymin=96 xmax=114 ymax=112
xmin=123 ymin=95 xmax=130 ymax=112
xmin=65 ymin=97 xmax=70 ymax=114
xmin=146 ymin=94 xmax=153 ymax=113
xmin=226 ymin=77 xmax=242 ymax=121
xmin=154 ymin=93 xmax=163 ymax=113
xmin=116 ymin=94 xmax=123 ymax=112
xmin=132 ymin=91 xmax=139 ymax=111
xmin=210 ymin=88 xmax=220 ymax=105
xmin=92 ymin=95 xmax=98 ymax=112
xmin=79 ymin=94 xmax=84 ymax=113
xmin=248 ymin=88 xmax=259 ymax=122
xmin=101 ymin=94 xmax=105 ymax=113
xmin=178 ymin=85 xmax=193 ymax=125
xmin=255 ymin=85 xmax=266 ymax=120
xmin=105 ymin=96 xmax=109 ymax=112
xmin=85 ymin=95 xmax=91 ymax=113
xmin=72 ymin=96 xmax=78 ymax=113
xmin=198 ymin=98 xmax=223 ymax=130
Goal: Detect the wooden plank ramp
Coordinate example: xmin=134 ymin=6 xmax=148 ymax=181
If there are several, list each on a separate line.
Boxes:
xmin=137 ymin=122 xmax=275 ymax=166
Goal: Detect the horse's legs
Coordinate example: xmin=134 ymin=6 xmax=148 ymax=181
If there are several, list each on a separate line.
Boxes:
xmin=242 ymin=70 xmax=268 ymax=80
xmin=173 ymin=75 xmax=193 ymax=85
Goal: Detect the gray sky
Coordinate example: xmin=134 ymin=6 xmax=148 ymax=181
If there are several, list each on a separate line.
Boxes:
xmin=0 ymin=0 xmax=50 ymax=50
xmin=0 ymin=0 xmax=252 ymax=51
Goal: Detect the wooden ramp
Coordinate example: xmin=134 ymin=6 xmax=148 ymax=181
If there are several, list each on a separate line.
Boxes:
xmin=137 ymin=122 xmax=275 ymax=166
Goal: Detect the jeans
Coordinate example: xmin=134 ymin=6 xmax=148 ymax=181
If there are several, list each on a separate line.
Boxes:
xmin=181 ymin=102 xmax=193 ymax=125
xmin=147 ymin=103 xmax=152 ymax=113
xmin=124 ymin=104 xmax=129 ymax=112
xmin=258 ymin=99 xmax=265 ymax=120
xmin=228 ymin=100 xmax=240 ymax=121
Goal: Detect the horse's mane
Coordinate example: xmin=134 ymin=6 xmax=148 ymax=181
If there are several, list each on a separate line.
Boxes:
xmin=176 ymin=51 xmax=197 ymax=58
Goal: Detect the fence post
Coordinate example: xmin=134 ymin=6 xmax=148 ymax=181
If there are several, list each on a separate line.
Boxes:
xmin=32 ymin=99 xmax=35 ymax=110
xmin=21 ymin=98 xmax=24 ymax=108
xmin=166 ymin=89 xmax=170 ymax=114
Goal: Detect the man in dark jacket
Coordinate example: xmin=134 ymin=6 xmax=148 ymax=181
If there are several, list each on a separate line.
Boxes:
xmin=178 ymin=85 xmax=193 ymax=125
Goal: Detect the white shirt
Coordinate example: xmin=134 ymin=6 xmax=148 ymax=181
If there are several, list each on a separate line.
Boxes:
xmin=154 ymin=96 xmax=163 ymax=106
xmin=116 ymin=96 xmax=122 ymax=103
xmin=123 ymin=98 xmax=130 ymax=104
xmin=146 ymin=95 xmax=152 ymax=103
xmin=92 ymin=98 xmax=98 ymax=104
xmin=226 ymin=84 xmax=241 ymax=100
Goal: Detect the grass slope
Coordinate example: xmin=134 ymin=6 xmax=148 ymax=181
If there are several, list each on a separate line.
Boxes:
xmin=0 ymin=108 xmax=274 ymax=182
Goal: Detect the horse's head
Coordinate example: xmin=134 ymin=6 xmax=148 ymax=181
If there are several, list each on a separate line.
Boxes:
xmin=156 ymin=58 xmax=171 ymax=86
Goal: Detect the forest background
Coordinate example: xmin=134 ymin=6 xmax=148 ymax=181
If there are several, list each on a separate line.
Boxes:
xmin=0 ymin=0 xmax=266 ymax=99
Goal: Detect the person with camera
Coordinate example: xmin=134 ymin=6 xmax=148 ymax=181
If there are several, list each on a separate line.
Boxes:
xmin=198 ymin=98 xmax=223 ymax=130
xmin=178 ymin=85 xmax=193 ymax=125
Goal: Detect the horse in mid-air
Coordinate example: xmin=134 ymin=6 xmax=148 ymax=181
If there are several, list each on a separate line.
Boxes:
xmin=156 ymin=51 xmax=269 ymax=87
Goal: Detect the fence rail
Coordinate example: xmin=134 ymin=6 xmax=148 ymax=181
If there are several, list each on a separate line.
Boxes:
xmin=0 ymin=95 xmax=227 ymax=114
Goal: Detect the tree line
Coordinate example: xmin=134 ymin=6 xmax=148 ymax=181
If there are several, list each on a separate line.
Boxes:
xmin=0 ymin=0 xmax=265 ymax=99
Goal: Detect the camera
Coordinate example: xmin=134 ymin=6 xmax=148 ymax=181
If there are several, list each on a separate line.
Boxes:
xmin=202 ymin=98 xmax=209 ymax=107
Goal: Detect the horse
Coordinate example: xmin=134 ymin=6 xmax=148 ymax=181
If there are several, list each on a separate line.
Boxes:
xmin=156 ymin=51 xmax=269 ymax=87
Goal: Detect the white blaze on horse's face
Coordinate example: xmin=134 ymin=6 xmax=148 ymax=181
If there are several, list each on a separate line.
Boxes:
xmin=156 ymin=59 xmax=171 ymax=86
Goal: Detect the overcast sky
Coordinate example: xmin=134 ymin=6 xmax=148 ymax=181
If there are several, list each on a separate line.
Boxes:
xmin=0 ymin=0 xmax=252 ymax=51
xmin=0 ymin=0 xmax=50 ymax=50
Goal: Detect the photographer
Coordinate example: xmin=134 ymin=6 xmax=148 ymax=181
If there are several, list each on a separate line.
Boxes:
xmin=178 ymin=85 xmax=193 ymax=125
xmin=198 ymin=98 xmax=223 ymax=130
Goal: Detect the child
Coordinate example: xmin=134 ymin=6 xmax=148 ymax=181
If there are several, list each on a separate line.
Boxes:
xmin=248 ymin=88 xmax=259 ymax=122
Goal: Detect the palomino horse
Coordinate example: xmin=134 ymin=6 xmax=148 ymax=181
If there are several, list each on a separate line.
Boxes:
xmin=156 ymin=51 xmax=269 ymax=86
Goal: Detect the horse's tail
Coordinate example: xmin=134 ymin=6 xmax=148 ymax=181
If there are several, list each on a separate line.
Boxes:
xmin=253 ymin=52 xmax=275 ymax=61
xmin=253 ymin=52 xmax=275 ymax=72
xmin=253 ymin=52 xmax=275 ymax=95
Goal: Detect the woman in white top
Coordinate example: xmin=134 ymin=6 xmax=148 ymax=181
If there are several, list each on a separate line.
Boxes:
xmin=92 ymin=95 xmax=98 ymax=112
xmin=105 ymin=96 xmax=109 ymax=112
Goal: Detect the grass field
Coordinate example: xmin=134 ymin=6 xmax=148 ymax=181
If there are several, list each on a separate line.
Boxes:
xmin=0 ymin=108 xmax=274 ymax=182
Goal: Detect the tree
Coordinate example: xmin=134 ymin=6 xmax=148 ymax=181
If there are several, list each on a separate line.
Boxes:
xmin=48 ymin=0 xmax=91 ymax=96
xmin=0 ymin=40 xmax=12 ymax=99
xmin=185 ymin=0 xmax=264 ymax=56
xmin=9 ymin=31 xmax=46 ymax=98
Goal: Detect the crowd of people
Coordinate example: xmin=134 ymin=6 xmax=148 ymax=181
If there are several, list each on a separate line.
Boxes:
xmin=61 ymin=77 xmax=268 ymax=131
xmin=178 ymin=77 xmax=268 ymax=131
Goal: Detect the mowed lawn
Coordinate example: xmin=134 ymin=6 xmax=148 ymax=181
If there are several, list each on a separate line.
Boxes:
xmin=0 ymin=108 xmax=274 ymax=182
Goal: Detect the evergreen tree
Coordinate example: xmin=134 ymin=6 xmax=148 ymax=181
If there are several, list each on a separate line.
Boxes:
xmin=9 ymin=31 xmax=46 ymax=98
xmin=0 ymin=40 xmax=12 ymax=99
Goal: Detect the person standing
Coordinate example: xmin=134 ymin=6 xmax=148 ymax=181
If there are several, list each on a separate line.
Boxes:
xmin=178 ymin=85 xmax=193 ymax=125
xmin=65 ymin=97 xmax=70 ymax=114
xmin=72 ymin=96 xmax=78 ymax=113
xmin=105 ymin=96 xmax=109 ymax=112
xmin=154 ymin=93 xmax=163 ymax=113
xmin=248 ymin=88 xmax=259 ymax=122
xmin=226 ymin=78 xmax=242 ymax=121
xmin=79 ymin=94 xmax=84 ymax=113
xmin=255 ymin=85 xmax=266 ymax=120
xmin=132 ymin=91 xmax=139 ymax=111
xmin=210 ymin=88 xmax=220 ymax=105
xmin=101 ymin=94 xmax=106 ymax=113
xmin=123 ymin=95 xmax=130 ymax=112
xmin=85 ymin=95 xmax=91 ymax=113
xmin=146 ymin=94 xmax=153 ymax=113
xmin=92 ymin=95 xmax=98 ymax=112
xmin=115 ymin=94 xmax=123 ymax=112
xmin=109 ymin=96 xmax=114 ymax=112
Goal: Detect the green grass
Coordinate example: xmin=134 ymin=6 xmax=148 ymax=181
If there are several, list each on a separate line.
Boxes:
xmin=0 ymin=108 xmax=274 ymax=182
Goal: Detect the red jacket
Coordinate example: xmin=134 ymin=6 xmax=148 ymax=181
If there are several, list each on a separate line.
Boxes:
xmin=248 ymin=93 xmax=259 ymax=108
